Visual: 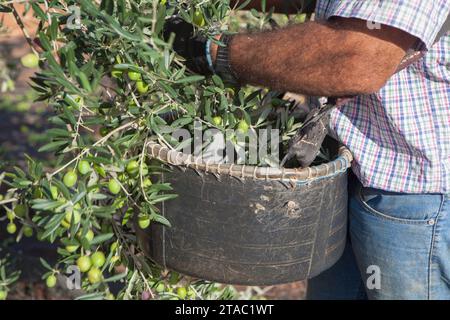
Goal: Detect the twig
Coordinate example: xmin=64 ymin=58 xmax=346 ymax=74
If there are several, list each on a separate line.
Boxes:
xmin=123 ymin=269 xmax=138 ymax=300
xmin=48 ymin=120 xmax=138 ymax=178
xmin=139 ymin=137 xmax=150 ymax=202
xmin=8 ymin=4 xmax=39 ymax=54
xmin=0 ymin=198 xmax=19 ymax=205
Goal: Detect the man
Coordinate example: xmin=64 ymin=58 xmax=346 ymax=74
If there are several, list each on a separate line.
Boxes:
xmin=166 ymin=0 xmax=450 ymax=299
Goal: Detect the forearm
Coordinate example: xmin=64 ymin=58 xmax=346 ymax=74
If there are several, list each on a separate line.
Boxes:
xmin=226 ymin=21 xmax=408 ymax=96
xmin=230 ymin=0 xmax=305 ymax=14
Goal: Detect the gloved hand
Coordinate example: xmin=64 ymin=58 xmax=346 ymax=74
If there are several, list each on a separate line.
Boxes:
xmin=163 ymin=16 xmax=213 ymax=76
xmin=281 ymin=105 xmax=333 ymax=168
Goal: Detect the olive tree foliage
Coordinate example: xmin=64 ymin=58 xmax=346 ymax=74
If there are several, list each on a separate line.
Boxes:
xmin=0 ymin=0 xmax=305 ymax=300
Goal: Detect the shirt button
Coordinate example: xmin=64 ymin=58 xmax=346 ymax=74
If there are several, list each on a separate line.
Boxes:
xmin=428 ymin=219 xmax=435 ymax=226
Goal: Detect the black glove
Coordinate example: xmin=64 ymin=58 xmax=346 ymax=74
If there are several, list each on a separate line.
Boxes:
xmin=163 ymin=17 xmax=213 ymax=76
xmin=281 ymin=105 xmax=333 ymax=168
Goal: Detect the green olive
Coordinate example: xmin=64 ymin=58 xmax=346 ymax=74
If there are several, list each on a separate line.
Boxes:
xmin=62 ymin=210 xmax=81 ymax=228
xmin=77 ymin=256 xmax=92 ymax=273
xmin=237 ymin=119 xmax=250 ymax=134
xmin=77 ymin=160 xmax=91 ymax=175
xmin=143 ymin=178 xmax=153 ymax=188
xmin=65 ymin=244 xmax=79 ymax=253
xmin=14 ymin=204 xmax=28 ymax=217
xmin=177 ymin=287 xmax=187 ymax=299
xmin=46 ymin=275 xmax=57 ymax=288
xmin=136 ymin=80 xmax=149 ymax=94
xmin=65 ymin=209 xmax=81 ymax=224
xmin=78 ymin=229 xmax=95 ymax=242
xmin=193 ymin=10 xmax=205 ymax=27
xmin=212 ymin=116 xmax=223 ymax=126
xmin=91 ymin=251 xmax=106 ymax=268
xmin=138 ymin=215 xmax=151 ymax=229
xmin=21 ymin=53 xmax=39 ymax=68
xmin=23 ymin=226 xmax=34 ymax=237
xmin=127 ymin=71 xmax=141 ymax=81
xmin=295 ymin=13 xmax=307 ymax=24
xmin=155 ymin=282 xmax=165 ymax=293
xmin=63 ymin=171 xmax=78 ymax=188
xmin=6 ymin=223 xmax=16 ymax=234
xmin=0 ymin=290 xmax=7 ymax=300
xmin=88 ymin=267 xmax=103 ymax=284
xmin=108 ymin=179 xmax=121 ymax=195
xmin=126 ymin=160 xmax=140 ymax=177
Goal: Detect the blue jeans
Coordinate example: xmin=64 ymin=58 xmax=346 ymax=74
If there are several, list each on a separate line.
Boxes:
xmin=307 ymin=179 xmax=450 ymax=300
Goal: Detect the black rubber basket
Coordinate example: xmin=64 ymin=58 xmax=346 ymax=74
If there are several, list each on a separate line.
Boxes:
xmin=135 ymin=140 xmax=353 ymax=286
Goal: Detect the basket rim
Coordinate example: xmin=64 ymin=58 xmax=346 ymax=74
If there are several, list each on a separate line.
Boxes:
xmin=147 ymin=142 xmax=353 ymax=182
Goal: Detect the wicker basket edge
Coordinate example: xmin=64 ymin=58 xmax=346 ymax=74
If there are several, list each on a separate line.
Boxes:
xmin=147 ymin=142 xmax=353 ymax=182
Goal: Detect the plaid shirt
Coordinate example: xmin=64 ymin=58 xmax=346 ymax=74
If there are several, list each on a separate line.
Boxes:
xmin=315 ymin=0 xmax=450 ymax=193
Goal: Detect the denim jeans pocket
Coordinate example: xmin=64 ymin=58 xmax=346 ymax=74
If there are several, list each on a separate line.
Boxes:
xmin=356 ymin=184 xmax=444 ymax=224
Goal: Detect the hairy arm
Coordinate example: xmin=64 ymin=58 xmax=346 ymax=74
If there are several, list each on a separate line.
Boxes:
xmin=213 ymin=18 xmax=417 ymax=96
